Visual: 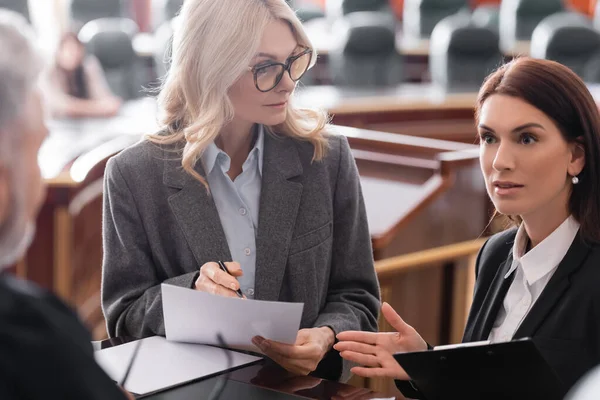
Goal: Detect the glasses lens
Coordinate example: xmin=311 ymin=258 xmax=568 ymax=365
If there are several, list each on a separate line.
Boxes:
xmin=290 ymin=52 xmax=311 ymax=81
xmin=255 ymin=64 xmax=284 ymax=91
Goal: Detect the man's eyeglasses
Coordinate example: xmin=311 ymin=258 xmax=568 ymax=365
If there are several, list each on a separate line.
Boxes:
xmin=248 ymin=47 xmax=312 ymax=92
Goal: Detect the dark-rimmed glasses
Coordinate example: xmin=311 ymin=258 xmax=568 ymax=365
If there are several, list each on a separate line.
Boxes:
xmin=248 ymin=46 xmax=312 ymax=92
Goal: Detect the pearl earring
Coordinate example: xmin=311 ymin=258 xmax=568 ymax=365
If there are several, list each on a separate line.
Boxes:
xmin=572 ymin=176 xmax=580 ymax=185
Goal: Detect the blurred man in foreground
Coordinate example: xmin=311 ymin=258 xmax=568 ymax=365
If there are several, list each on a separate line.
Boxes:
xmin=0 ymin=9 xmax=131 ymax=399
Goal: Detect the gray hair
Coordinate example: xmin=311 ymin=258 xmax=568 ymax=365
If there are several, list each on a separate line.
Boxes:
xmin=0 ymin=9 xmax=43 ymax=138
xmin=0 ymin=9 xmax=42 ymax=268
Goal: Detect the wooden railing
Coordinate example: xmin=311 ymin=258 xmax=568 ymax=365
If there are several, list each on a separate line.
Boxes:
xmin=364 ymin=238 xmax=487 ymax=395
xmin=375 ymin=237 xmax=486 ymax=343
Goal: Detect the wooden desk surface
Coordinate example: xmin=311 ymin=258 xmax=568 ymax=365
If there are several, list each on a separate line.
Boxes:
xmin=294 ymin=84 xmax=478 ymax=114
xmin=338 ymin=125 xmax=479 ymax=251
xmin=362 ymin=175 xmax=435 ymax=238
xmin=296 ymin=82 xmax=600 ymax=118
xmin=41 ymin=98 xmax=159 ymax=184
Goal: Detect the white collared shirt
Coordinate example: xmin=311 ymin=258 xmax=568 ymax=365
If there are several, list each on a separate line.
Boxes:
xmin=487 ymin=216 xmax=580 ymax=343
xmin=200 ymin=125 xmax=264 ymax=299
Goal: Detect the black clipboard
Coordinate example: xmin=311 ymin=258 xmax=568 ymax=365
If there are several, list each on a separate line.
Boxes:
xmin=393 ymin=338 xmax=566 ymax=400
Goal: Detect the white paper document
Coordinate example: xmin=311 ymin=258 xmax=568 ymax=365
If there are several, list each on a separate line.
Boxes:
xmin=162 ymin=283 xmax=304 ymax=352
xmin=95 ymin=336 xmax=261 ymax=396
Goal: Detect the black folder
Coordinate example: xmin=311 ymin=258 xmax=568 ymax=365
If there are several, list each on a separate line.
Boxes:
xmin=393 ymin=338 xmax=566 ymax=400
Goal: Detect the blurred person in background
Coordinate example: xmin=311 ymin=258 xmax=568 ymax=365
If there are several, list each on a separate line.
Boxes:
xmin=46 ymin=32 xmax=122 ymax=118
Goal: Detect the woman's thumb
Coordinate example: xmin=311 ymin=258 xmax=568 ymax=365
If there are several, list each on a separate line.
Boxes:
xmin=382 ymin=302 xmax=410 ymax=333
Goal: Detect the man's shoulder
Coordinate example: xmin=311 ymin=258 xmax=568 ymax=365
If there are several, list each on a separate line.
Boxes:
xmin=0 ymin=274 xmax=52 ymax=315
xmin=0 ymin=275 xmax=91 ymax=347
xmin=0 ymin=276 xmax=125 ymax=399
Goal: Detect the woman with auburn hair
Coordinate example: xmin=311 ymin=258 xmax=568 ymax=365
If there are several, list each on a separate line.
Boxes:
xmin=101 ymin=0 xmax=379 ymax=379
xmin=335 ymin=57 xmax=600 ymax=396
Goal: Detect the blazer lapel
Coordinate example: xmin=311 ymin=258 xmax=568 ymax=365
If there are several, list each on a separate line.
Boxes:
xmin=164 ymin=148 xmax=231 ymax=270
xmin=514 ymin=233 xmax=591 ymax=338
xmin=254 ymin=134 xmax=303 ymax=301
xmin=465 ymin=257 xmax=515 ymax=342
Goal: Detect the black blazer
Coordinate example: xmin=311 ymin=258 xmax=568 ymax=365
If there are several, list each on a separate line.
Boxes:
xmin=0 ymin=274 xmax=127 ymax=399
xmin=397 ymin=228 xmax=600 ymax=397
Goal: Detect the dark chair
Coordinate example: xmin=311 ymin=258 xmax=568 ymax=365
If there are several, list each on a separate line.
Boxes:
xmin=530 ymin=12 xmax=600 ymax=80
xmin=341 ymin=0 xmax=388 ymax=15
xmin=0 ymin=0 xmax=29 ymax=21
xmin=430 ymin=13 xmax=503 ymax=91
xmin=70 ymin=0 xmax=124 ymax=31
xmin=403 ymin=0 xmax=469 ymax=39
xmin=78 ymin=18 xmax=141 ymax=100
xmin=499 ymin=0 xmax=563 ymax=52
xmin=153 ymin=17 xmax=180 ymax=79
xmin=328 ymin=11 xmax=403 ymax=87
xmin=164 ymin=0 xmax=184 ymax=20
xmin=284 ymin=0 xmax=325 ymax=22
xmin=471 ymin=5 xmax=500 ymax=32
xmin=295 ymin=6 xmax=325 ymax=23
xmin=326 ymin=0 xmax=390 ymax=22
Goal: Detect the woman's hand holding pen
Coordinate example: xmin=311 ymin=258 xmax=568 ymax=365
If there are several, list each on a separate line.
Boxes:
xmin=252 ymin=327 xmax=335 ymax=376
xmin=334 ymin=302 xmax=427 ymax=380
xmin=194 ymin=261 xmax=245 ymax=298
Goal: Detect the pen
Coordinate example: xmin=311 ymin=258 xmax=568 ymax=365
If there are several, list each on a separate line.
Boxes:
xmin=217 ymin=261 xmax=244 ymax=298
xmin=119 ymin=339 xmax=142 ymax=389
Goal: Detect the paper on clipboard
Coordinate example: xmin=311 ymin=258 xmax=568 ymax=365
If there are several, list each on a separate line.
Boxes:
xmin=94 ymin=336 xmax=261 ymax=396
xmin=162 ymin=284 xmax=304 ymax=352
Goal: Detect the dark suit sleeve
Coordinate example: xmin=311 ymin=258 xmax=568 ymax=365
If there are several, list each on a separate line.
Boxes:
xmin=393 ymin=344 xmax=436 ymax=399
xmin=474 ymin=234 xmax=491 ymax=281
xmin=0 ymin=278 xmax=127 ymax=400
xmin=312 ymin=135 xmax=380 ymax=381
xmin=102 ymin=156 xmax=199 ymax=338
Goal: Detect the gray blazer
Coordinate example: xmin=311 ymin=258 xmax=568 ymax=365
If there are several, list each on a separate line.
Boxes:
xmin=101 ymin=132 xmax=380 ymax=380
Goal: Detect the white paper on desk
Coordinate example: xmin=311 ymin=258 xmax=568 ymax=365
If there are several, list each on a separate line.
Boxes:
xmin=94 ymin=336 xmax=261 ymax=396
xmin=162 ymin=283 xmax=304 ymax=352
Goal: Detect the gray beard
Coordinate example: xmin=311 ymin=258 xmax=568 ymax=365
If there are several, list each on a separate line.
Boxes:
xmin=0 ymin=222 xmax=35 ymax=271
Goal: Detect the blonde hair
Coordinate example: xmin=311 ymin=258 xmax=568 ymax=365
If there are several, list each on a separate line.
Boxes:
xmin=148 ymin=0 xmax=330 ymax=185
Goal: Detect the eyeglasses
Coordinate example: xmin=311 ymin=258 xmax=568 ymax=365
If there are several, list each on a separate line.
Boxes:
xmin=248 ymin=47 xmax=312 ymax=92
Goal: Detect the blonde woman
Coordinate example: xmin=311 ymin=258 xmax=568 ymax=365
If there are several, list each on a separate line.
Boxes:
xmin=101 ymin=0 xmax=379 ymax=379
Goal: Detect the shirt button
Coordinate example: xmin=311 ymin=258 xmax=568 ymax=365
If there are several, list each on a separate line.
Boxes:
xmin=244 ymin=248 xmax=251 ymax=256
xmin=247 ymin=288 xmax=255 ymax=296
xmin=239 ymin=208 xmax=247 ymax=216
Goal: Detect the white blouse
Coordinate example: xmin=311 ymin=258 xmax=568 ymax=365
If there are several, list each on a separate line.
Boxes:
xmin=488 ymin=216 xmax=580 ymax=343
